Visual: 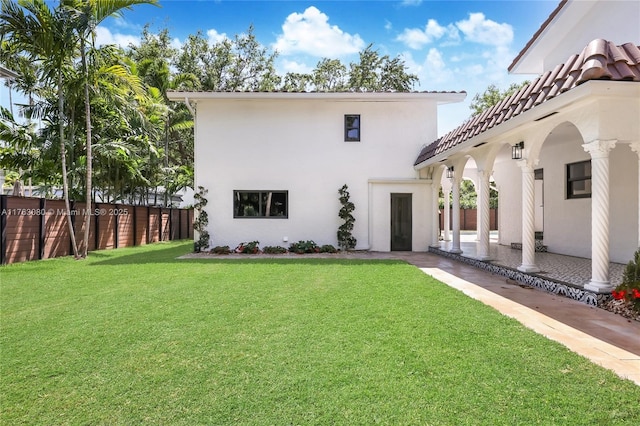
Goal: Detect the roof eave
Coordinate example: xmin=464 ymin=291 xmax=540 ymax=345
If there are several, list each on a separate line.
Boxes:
xmin=414 ymin=80 xmax=633 ymax=169
xmin=166 ymin=91 xmax=466 ymax=103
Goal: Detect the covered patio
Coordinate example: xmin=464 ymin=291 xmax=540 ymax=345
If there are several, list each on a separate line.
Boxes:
xmin=429 ymin=231 xmax=625 ymax=306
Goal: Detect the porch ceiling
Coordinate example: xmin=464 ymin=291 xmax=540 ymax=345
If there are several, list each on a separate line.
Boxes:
xmin=414 ymin=39 xmax=640 ymax=168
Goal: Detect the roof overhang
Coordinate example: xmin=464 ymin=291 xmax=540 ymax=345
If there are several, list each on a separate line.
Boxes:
xmin=167 ymin=91 xmax=466 ymax=105
xmin=414 ymin=80 xmax=640 ymax=169
xmin=0 ymin=65 xmax=18 ymax=79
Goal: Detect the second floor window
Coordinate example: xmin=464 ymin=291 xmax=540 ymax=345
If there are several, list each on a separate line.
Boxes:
xmin=345 ymin=114 xmax=360 ymax=142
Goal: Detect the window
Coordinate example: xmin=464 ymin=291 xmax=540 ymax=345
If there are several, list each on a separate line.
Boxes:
xmin=566 ymin=160 xmax=591 ymax=199
xmin=234 ymin=191 xmax=288 ymax=218
xmin=344 ymin=114 xmax=360 ymax=141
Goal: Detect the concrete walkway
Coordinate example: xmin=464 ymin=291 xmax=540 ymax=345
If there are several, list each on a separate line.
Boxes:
xmin=389 ymin=251 xmax=640 ymax=386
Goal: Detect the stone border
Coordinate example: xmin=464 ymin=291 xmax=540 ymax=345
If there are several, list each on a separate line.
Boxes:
xmin=428 ymin=246 xmax=607 ymax=307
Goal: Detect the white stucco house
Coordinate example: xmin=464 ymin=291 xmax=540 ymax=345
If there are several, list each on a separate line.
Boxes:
xmin=166 ymin=91 xmax=465 ymax=251
xmin=414 ymin=0 xmax=640 ymax=296
xmin=169 ymin=0 xmax=639 ymax=302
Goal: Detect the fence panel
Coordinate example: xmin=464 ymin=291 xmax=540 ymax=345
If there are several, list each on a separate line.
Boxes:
xmin=5 ymin=197 xmax=40 ymax=263
xmin=0 ymin=195 xmax=193 ymax=265
xmin=439 ymin=208 xmax=498 ymax=231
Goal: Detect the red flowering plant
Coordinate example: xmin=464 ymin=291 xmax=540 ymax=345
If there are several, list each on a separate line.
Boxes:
xmin=612 ymin=248 xmax=640 ymax=313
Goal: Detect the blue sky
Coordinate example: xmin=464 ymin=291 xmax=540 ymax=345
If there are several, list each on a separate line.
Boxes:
xmin=3 ymin=0 xmax=561 ymax=135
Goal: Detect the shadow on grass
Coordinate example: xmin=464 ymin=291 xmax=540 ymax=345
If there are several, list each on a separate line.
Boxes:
xmin=89 ymin=241 xmax=405 ymax=267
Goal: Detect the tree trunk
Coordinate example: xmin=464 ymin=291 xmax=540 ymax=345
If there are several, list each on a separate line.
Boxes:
xmin=59 ymin=72 xmax=79 ymax=259
xmin=81 ymin=38 xmax=92 ymax=258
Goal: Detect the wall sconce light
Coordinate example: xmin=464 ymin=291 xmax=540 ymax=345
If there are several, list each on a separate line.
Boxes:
xmin=512 ymin=141 xmax=524 ymax=160
xmin=446 ymin=166 xmax=454 ymax=179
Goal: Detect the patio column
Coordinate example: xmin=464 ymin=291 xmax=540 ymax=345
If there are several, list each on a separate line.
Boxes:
xmin=450 ymin=173 xmax=462 ymax=254
xmin=630 ymin=142 xmax=640 ymax=248
xmin=431 ymin=183 xmax=440 ymax=247
xmin=442 ymin=180 xmax=452 ymax=241
xmin=517 ymin=160 xmax=539 ymax=273
xmin=583 ymin=139 xmax=616 ymax=292
xmin=476 ymin=169 xmax=491 ymax=260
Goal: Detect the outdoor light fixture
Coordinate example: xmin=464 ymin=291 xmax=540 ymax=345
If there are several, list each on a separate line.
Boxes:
xmin=446 ymin=166 xmax=454 ymax=179
xmin=512 ymin=141 xmax=524 ymax=160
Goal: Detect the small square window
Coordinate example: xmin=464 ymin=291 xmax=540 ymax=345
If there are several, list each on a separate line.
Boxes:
xmin=345 ymin=114 xmax=360 ymax=142
xmin=566 ymin=160 xmax=591 ymax=199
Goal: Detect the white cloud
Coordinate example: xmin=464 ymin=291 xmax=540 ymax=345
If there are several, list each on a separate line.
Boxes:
xmin=280 ymin=59 xmax=313 ymax=74
xmin=272 ymin=6 xmax=365 ymax=57
xmin=95 ymin=26 xmax=139 ymax=48
xmin=207 ymin=29 xmax=228 ymax=45
xmin=397 ymin=19 xmax=460 ymax=49
xmin=456 ymin=12 xmax=513 ymax=46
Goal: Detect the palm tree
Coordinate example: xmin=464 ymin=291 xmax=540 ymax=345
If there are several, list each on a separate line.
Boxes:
xmin=1 ymin=0 xmax=81 ymax=258
xmin=64 ymin=0 xmax=158 ymax=257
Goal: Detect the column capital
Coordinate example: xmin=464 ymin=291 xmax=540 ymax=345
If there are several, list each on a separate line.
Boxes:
xmin=582 ymin=139 xmax=616 ymax=159
xmin=629 ymin=141 xmax=640 ymax=156
xmin=477 ymin=169 xmax=492 ymax=180
xmin=516 ymin=158 xmax=537 ymax=173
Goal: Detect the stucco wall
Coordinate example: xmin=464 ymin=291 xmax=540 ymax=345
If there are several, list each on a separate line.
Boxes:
xmin=492 ymin=129 xmax=638 ymax=264
xmin=194 ymin=97 xmax=438 ymax=251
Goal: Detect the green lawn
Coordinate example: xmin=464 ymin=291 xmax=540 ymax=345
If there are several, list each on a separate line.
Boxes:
xmin=1 ymin=241 xmax=639 ymax=425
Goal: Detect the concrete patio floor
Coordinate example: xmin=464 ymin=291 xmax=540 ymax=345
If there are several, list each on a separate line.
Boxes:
xmin=435 ymin=231 xmax=625 ymax=287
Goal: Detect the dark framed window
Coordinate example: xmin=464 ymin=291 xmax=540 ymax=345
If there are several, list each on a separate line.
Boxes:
xmin=566 ymin=160 xmax=591 ymax=199
xmin=344 ymin=114 xmax=360 ymax=142
xmin=234 ymin=191 xmax=288 ymax=218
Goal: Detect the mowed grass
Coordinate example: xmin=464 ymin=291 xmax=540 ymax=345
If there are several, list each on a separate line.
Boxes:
xmin=1 ymin=241 xmax=639 ymax=425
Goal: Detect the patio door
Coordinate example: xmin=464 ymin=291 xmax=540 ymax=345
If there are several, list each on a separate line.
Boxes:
xmin=391 ymin=193 xmax=412 ymax=251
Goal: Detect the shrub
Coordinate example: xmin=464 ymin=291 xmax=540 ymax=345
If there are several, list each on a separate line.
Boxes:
xmin=319 ymin=244 xmax=338 ymax=253
xmin=263 ymin=245 xmax=287 ymax=254
xmin=289 ymin=240 xmax=319 ymax=254
xmin=212 ymin=246 xmax=231 ymax=255
xmin=193 ymin=186 xmax=210 ymax=252
xmin=612 ymin=248 xmax=640 ymax=313
xmin=235 ymin=241 xmax=260 ymax=254
xmin=337 ymin=184 xmax=357 ymax=251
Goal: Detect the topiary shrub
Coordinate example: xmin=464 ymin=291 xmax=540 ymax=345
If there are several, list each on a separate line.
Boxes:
xmin=612 ymin=248 xmax=640 ymax=314
xmin=337 ymin=184 xmax=357 ymax=251
xmin=193 ymin=186 xmax=210 ymax=252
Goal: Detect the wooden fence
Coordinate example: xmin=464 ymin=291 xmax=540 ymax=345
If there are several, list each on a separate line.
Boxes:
xmin=0 ymin=195 xmax=193 ymax=265
xmin=439 ymin=208 xmax=498 ymax=231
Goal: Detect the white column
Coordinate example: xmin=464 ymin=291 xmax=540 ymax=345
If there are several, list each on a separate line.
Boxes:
xmin=476 ymin=169 xmax=491 ymax=260
xmin=431 ymin=184 xmax=440 ymax=247
xmin=583 ymin=139 xmax=616 ymax=291
xmin=630 ymin=142 xmax=640 ymax=248
xmin=517 ymin=160 xmax=540 ymax=272
xmin=442 ymin=180 xmax=452 ymax=241
xmin=450 ymin=175 xmax=462 ymax=254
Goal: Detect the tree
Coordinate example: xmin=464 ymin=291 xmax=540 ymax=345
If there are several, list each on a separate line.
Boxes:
xmin=348 ymin=44 xmax=418 ymax=92
xmin=66 ymin=0 xmax=158 ymax=257
xmin=1 ymin=0 xmax=81 ymax=257
xmin=469 ymin=81 xmax=529 ymax=116
xmin=312 ymin=58 xmax=347 ymax=91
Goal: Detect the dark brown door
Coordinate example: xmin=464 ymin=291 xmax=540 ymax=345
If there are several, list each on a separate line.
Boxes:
xmin=391 ymin=193 xmax=412 ymax=251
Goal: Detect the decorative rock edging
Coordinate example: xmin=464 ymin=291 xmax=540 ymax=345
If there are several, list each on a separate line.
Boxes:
xmin=428 ymin=246 xmax=605 ymax=307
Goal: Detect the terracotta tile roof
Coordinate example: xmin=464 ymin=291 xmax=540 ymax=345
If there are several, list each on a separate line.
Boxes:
xmin=414 ymin=39 xmax=640 ymax=166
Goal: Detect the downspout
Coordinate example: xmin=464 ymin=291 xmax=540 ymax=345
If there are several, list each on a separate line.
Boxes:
xmin=184 ymin=97 xmax=195 ymax=116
